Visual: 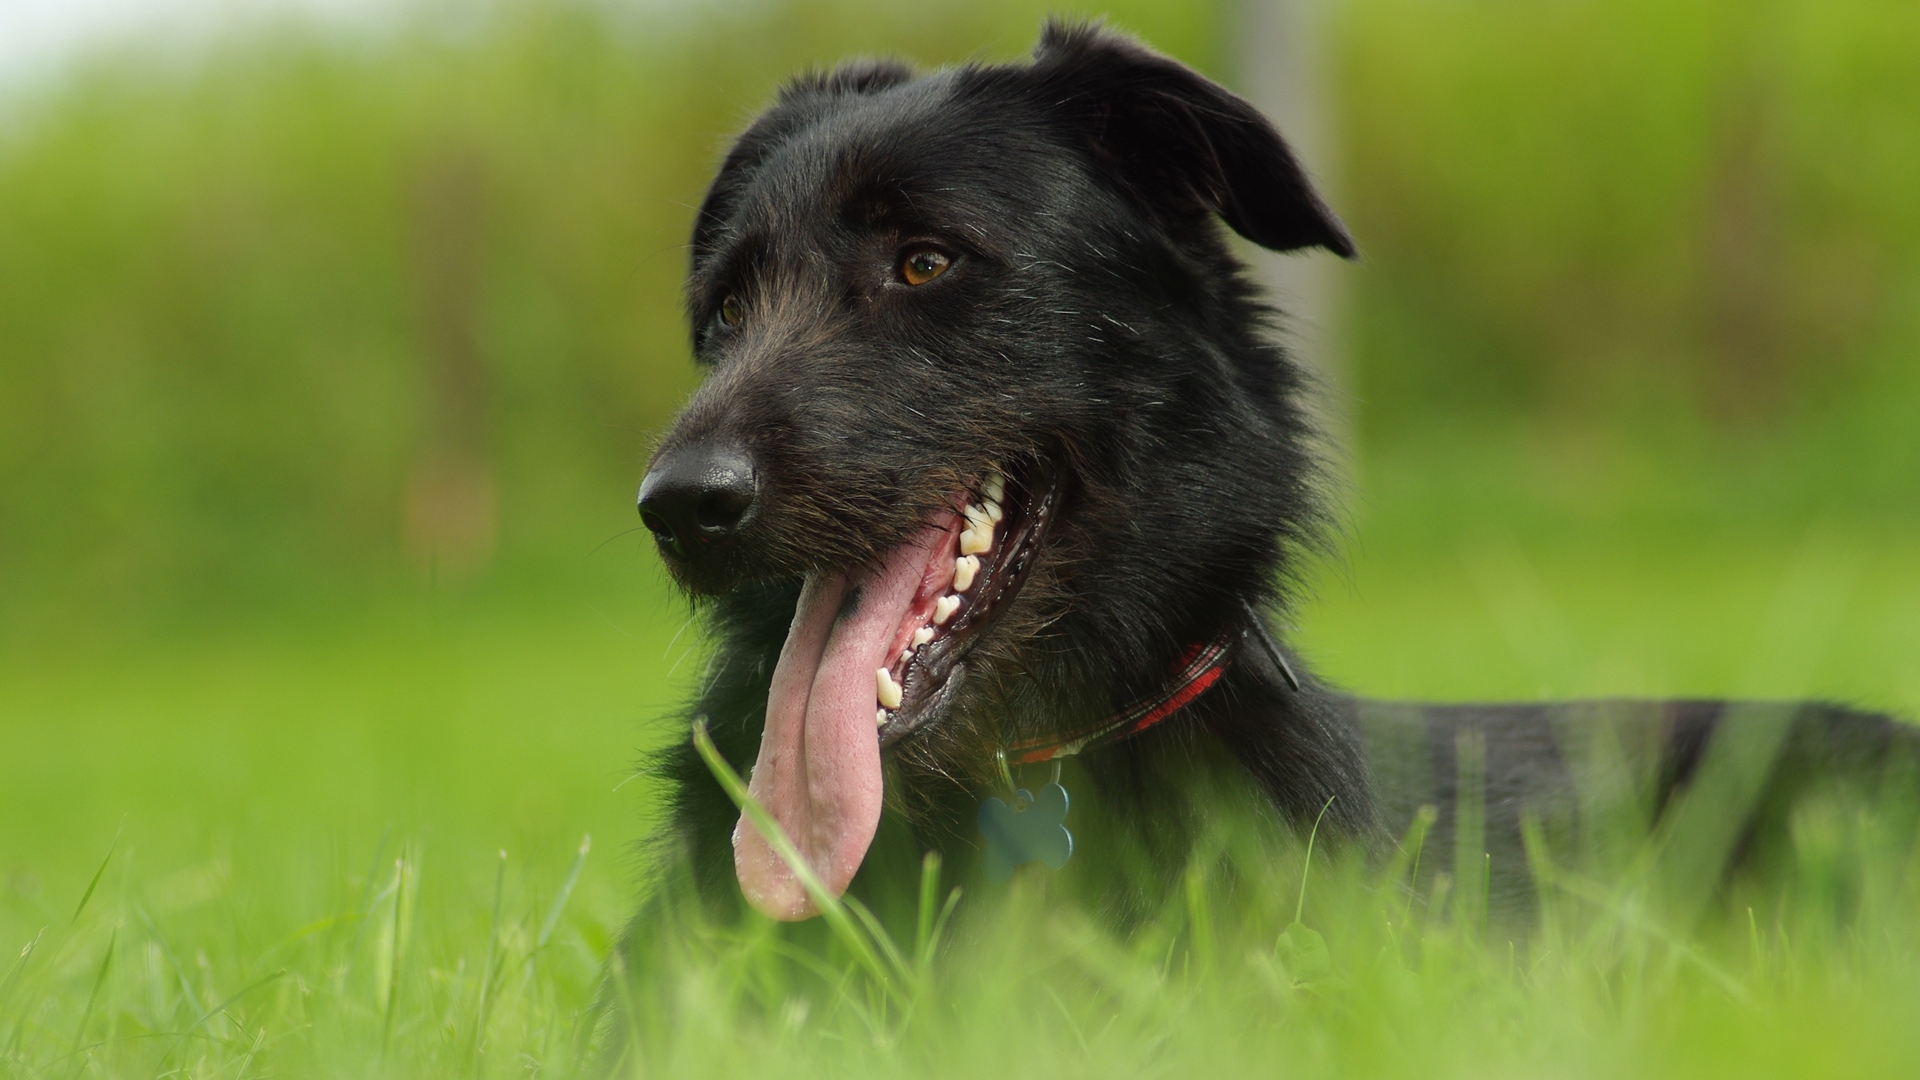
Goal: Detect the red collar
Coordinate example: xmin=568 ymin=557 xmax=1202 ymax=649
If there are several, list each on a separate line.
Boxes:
xmin=1002 ymin=634 xmax=1235 ymax=764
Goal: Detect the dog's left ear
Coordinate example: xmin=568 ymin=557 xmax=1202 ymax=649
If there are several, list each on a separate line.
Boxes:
xmin=1030 ymin=22 xmax=1355 ymax=258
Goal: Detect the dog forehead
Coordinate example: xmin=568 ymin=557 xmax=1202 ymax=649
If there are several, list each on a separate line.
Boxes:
xmin=719 ymin=74 xmax=1084 ymax=257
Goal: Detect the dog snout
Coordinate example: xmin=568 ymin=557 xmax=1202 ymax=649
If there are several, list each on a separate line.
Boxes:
xmin=638 ymin=442 xmax=758 ymax=566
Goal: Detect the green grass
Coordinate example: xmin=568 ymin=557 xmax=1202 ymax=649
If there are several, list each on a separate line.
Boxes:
xmin=5 ymin=441 xmax=1917 ymax=1076
xmin=1304 ymin=437 xmax=1920 ymax=715
xmin=0 ymin=578 xmax=680 ymax=1077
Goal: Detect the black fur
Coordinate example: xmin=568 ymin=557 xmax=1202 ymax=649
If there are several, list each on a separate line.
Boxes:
xmin=628 ymin=22 xmax=1918 ymax=945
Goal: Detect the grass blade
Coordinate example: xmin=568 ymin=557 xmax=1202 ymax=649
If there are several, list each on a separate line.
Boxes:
xmin=926 ymin=888 xmax=961 ymax=962
xmin=69 ymin=928 xmax=114 ymax=1055
xmin=340 ymin=826 xmax=392 ymax=987
xmin=154 ymin=969 xmax=288 ymax=1073
xmin=382 ymin=854 xmax=409 ymax=1055
xmin=1452 ymin=730 xmax=1488 ymax=934
xmin=1520 ymin=811 xmax=1562 ymax=941
xmin=538 ymin=836 xmax=591 ymax=951
xmin=473 ymin=848 xmax=507 ymax=1068
xmin=71 ymin=827 xmax=122 ymax=925
xmin=842 ymin=894 xmax=913 ymax=988
xmin=132 ymin=906 xmax=201 ymax=1020
xmin=0 ymin=929 xmax=46 ymax=1019
xmin=914 ymin=852 xmax=941 ymax=965
xmin=1295 ymin=795 xmax=1337 ymax=926
xmin=1184 ymin=859 xmax=1215 ymax=969
xmin=1379 ymin=805 xmax=1438 ymax=922
xmin=690 ymin=721 xmax=903 ymax=1005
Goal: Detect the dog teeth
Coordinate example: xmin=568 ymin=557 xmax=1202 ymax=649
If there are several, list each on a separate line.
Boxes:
xmin=912 ymin=625 xmax=935 ymax=648
xmin=958 ymin=512 xmax=994 ymax=555
xmin=953 ymin=555 xmax=979 ymax=592
xmin=876 ymin=668 xmax=903 ymax=709
xmin=876 ymin=709 xmax=889 ymax=727
xmin=984 ymin=470 xmax=1005 ymax=504
xmin=900 ymin=649 xmax=913 ymax=665
xmin=985 ymin=499 xmax=1003 ymax=524
xmin=933 ymin=595 xmax=961 ymax=625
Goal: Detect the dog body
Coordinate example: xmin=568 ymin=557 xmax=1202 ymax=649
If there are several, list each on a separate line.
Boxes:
xmin=630 ymin=24 xmax=1914 ymax=931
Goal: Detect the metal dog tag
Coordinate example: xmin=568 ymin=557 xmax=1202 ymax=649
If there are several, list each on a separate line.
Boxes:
xmin=978 ymin=782 xmax=1073 ymax=882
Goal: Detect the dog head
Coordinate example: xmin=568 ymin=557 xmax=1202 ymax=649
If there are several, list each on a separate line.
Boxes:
xmin=639 ymin=22 xmax=1352 ymax=918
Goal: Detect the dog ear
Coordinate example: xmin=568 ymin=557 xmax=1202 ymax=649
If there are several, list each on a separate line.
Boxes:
xmin=1029 ymin=22 xmax=1355 ymax=258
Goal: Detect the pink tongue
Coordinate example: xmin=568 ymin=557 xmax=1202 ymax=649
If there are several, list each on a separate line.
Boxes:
xmin=733 ymin=521 xmax=954 ymax=920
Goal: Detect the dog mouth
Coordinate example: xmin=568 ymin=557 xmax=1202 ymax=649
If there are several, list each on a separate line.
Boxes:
xmin=732 ymin=460 xmax=1060 ymax=920
xmin=875 ymin=461 xmax=1059 ymax=746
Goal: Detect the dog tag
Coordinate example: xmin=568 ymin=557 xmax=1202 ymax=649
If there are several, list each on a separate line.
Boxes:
xmin=978 ymin=782 xmax=1073 ymax=882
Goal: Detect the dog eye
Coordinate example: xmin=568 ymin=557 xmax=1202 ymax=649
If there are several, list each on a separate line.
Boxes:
xmin=717 ymin=293 xmax=744 ymax=329
xmin=899 ymin=247 xmax=951 ymax=286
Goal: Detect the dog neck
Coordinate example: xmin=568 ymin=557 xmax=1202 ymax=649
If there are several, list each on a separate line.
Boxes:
xmin=1000 ymin=598 xmax=1307 ymax=765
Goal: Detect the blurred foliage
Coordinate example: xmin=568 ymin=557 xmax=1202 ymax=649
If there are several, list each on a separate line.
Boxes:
xmin=1 ymin=0 xmax=1915 ymax=631
xmin=0 ymin=0 xmax=1217 ymax=626
xmin=1341 ymin=0 xmax=1920 ymax=496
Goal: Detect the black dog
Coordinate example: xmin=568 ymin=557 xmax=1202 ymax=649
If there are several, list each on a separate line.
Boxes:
xmin=629 ymin=23 xmax=1915 ymax=931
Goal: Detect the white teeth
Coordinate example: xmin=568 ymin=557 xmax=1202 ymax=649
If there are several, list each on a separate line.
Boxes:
xmin=900 ymin=649 xmax=913 ymax=665
xmin=953 ymin=555 xmax=979 ymax=592
xmin=933 ymin=595 xmax=960 ymax=625
xmin=959 ymin=503 xmax=996 ymax=555
xmin=985 ymin=499 xmax=1003 ymax=524
xmin=984 ymin=470 xmax=1005 ymax=504
xmin=912 ymin=625 xmax=935 ymax=648
xmin=876 ymin=668 xmax=903 ymax=709
xmin=876 ymin=709 xmax=889 ymax=727
xmin=959 ymin=521 xmax=993 ymax=556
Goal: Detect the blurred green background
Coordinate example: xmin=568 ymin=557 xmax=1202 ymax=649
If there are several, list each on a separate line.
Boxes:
xmin=0 ymin=0 xmax=1916 ymax=1064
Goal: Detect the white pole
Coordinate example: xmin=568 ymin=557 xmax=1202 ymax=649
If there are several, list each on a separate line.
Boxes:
xmin=1233 ymin=0 xmax=1351 ymax=449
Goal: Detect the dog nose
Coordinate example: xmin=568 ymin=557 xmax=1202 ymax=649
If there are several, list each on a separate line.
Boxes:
xmin=638 ymin=443 xmax=758 ymax=561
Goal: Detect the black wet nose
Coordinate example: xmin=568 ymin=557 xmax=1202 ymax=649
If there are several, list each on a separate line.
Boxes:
xmin=637 ymin=444 xmax=758 ymax=561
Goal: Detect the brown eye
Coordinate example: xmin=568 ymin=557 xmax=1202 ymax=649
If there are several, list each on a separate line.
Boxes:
xmin=900 ymin=247 xmax=951 ymax=286
xmin=717 ymin=293 xmax=744 ymax=328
